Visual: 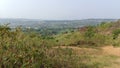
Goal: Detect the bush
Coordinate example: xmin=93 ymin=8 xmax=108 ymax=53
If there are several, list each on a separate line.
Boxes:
xmin=112 ymin=29 xmax=120 ymax=39
xmin=0 ymin=25 xmax=102 ymax=68
xmin=84 ymin=26 xmax=96 ymax=39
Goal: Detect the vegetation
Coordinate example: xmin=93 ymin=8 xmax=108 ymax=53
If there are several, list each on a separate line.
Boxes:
xmin=1 ymin=20 xmax=120 ymax=68
xmin=112 ymin=29 xmax=120 ymax=39
xmin=0 ymin=25 xmax=103 ymax=68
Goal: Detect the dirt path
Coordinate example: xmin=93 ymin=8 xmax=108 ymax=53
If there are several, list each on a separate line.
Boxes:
xmin=102 ymin=46 xmax=120 ymax=68
xmin=54 ymin=46 xmax=120 ymax=56
xmin=102 ymin=46 xmax=120 ymax=56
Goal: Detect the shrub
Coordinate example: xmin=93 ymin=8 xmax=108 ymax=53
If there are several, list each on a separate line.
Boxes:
xmin=84 ymin=26 xmax=96 ymax=39
xmin=112 ymin=29 xmax=120 ymax=39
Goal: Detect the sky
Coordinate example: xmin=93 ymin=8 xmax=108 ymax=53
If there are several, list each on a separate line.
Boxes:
xmin=0 ymin=0 xmax=120 ymax=20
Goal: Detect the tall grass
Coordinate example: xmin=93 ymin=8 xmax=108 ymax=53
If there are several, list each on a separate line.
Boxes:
xmin=0 ymin=26 xmax=93 ymax=68
xmin=0 ymin=24 xmax=118 ymax=68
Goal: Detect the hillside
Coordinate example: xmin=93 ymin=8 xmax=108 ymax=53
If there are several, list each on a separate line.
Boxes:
xmin=0 ymin=20 xmax=120 ymax=68
xmin=54 ymin=20 xmax=120 ymax=47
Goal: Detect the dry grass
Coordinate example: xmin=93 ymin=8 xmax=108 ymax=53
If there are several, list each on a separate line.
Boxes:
xmin=102 ymin=46 xmax=120 ymax=56
xmin=54 ymin=45 xmax=120 ymax=68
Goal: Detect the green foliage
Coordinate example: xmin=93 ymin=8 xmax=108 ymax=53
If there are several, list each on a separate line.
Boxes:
xmin=84 ymin=26 xmax=96 ymax=39
xmin=99 ymin=22 xmax=112 ymax=29
xmin=1 ymin=20 xmax=120 ymax=68
xmin=112 ymin=29 xmax=120 ymax=39
xmin=0 ymin=25 xmax=107 ymax=68
xmin=54 ymin=23 xmax=115 ymax=47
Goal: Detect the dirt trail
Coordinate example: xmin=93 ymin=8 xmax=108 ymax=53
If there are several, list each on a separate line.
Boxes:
xmin=101 ymin=46 xmax=120 ymax=68
xmin=102 ymin=46 xmax=120 ymax=56
xmin=54 ymin=46 xmax=120 ymax=56
xmin=53 ymin=46 xmax=99 ymax=54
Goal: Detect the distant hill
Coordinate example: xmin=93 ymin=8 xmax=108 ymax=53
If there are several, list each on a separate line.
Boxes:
xmin=0 ymin=18 xmax=117 ymax=29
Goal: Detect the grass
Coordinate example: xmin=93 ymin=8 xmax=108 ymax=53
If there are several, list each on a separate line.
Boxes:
xmin=0 ymin=20 xmax=120 ymax=68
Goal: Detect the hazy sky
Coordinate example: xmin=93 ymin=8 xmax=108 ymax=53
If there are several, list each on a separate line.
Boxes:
xmin=0 ymin=0 xmax=120 ymax=20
